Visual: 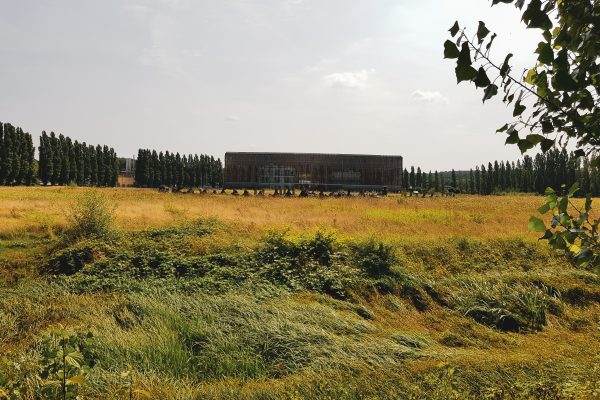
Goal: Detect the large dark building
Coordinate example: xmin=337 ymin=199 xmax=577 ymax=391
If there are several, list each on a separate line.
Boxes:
xmin=224 ymin=152 xmax=403 ymax=191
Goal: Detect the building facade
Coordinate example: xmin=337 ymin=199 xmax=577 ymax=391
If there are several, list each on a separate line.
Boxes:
xmin=224 ymin=152 xmax=403 ymax=191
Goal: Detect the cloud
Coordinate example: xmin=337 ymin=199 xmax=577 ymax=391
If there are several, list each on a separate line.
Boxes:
xmin=226 ymin=115 xmax=240 ymax=122
xmin=322 ymin=69 xmax=375 ymax=89
xmin=410 ymin=90 xmax=449 ymax=104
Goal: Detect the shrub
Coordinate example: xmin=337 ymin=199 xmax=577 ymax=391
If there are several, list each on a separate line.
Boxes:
xmin=63 ymin=191 xmax=115 ymax=242
xmin=256 ymin=232 xmax=300 ymax=264
xmin=299 ymin=231 xmax=336 ymax=266
xmin=46 ymin=240 xmax=113 ymax=275
xmin=350 ymin=239 xmax=397 ymax=277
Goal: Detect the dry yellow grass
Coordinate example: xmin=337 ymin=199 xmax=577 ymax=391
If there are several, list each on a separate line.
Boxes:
xmin=0 ymin=187 xmax=558 ymax=242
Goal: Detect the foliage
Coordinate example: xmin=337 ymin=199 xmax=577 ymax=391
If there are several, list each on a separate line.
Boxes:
xmin=445 ymin=0 xmax=599 ymax=156
xmin=62 ymin=191 xmax=116 ymax=242
xmin=135 ymin=148 xmax=223 ymax=188
xmin=0 ymin=327 xmax=95 ymax=400
xmin=0 ymin=122 xmax=36 ymax=186
xmin=445 ymin=0 xmax=600 ymax=266
xmin=37 ymin=327 xmax=95 ymax=400
xmin=530 ymin=182 xmax=600 ymax=269
xmin=403 ymin=149 xmax=600 ymax=195
xmin=349 ymin=238 xmax=397 ymax=276
xmin=39 ymin=131 xmax=119 ymax=187
xmin=47 ymin=239 xmax=113 ymax=275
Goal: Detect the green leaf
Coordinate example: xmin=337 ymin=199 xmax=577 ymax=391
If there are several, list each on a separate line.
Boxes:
xmin=529 ymin=216 xmax=546 ymax=232
xmin=524 ymin=68 xmax=537 ymax=84
xmin=496 ymin=124 xmax=509 ymax=133
xmin=541 ymin=120 xmax=553 ymax=133
xmin=536 ymin=42 xmax=554 ymax=65
xmin=482 ymin=84 xmax=498 ymax=102
xmin=443 ymin=40 xmax=460 ymax=59
xmin=449 ymin=21 xmax=460 ymax=37
xmin=553 ymin=70 xmax=578 ymax=91
xmin=474 ymin=67 xmax=491 ymax=88
xmin=513 ymin=101 xmax=526 ymax=116
xmin=500 ymin=53 xmax=513 ymax=77
xmin=585 ymin=194 xmax=592 ymax=212
xmin=540 ymin=139 xmax=554 ymax=152
xmin=66 ymin=374 xmax=86 ymax=385
xmin=567 ymin=182 xmax=580 ymax=197
xmin=518 ymin=139 xmax=534 ymax=153
xmin=546 ymin=193 xmax=558 ymax=209
xmin=522 ymin=0 xmax=553 ymax=30
xmin=485 ymin=33 xmax=497 ymax=51
xmin=505 ymin=131 xmax=519 ymax=145
xmin=477 ymin=21 xmax=490 ymax=43
xmin=526 ymin=134 xmax=544 ymax=145
xmin=457 ymin=42 xmax=472 ymax=65
xmin=538 ymin=202 xmax=551 ymax=214
xmin=558 ymin=196 xmax=569 ymax=213
xmin=455 ymin=64 xmax=477 ymax=83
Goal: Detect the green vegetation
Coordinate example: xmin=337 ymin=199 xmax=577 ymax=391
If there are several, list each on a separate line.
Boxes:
xmin=404 ymin=149 xmax=600 ymax=196
xmin=0 ymin=122 xmax=36 ymax=186
xmin=444 ymin=0 xmax=600 ymax=268
xmin=38 ymin=131 xmax=119 ymax=187
xmin=1 ymin=191 xmax=599 ymax=398
xmin=134 ymin=149 xmax=223 ymax=188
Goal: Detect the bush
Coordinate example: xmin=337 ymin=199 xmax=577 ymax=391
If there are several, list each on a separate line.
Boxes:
xmin=350 ymin=239 xmax=397 ymax=276
xmin=47 ymin=239 xmax=113 ymax=275
xmin=63 ymin=191 xmax=115 ymax=242
xmin=299 ymin=231 xmax=336 ymax=266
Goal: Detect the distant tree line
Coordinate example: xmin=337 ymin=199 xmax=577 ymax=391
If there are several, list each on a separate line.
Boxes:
xmin=404 ymin=149 xmax=600 ymax=196
xmin=38 ymin=131 xmax=119 ymax=186
xmin=134 ymin=149 xmax=223 ymax=188
xmin=0 ymin=122 xmax=36 ymax=185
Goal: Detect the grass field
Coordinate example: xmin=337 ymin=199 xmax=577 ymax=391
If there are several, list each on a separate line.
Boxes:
xmin=1 ymin=187 xmax=599 ymax=399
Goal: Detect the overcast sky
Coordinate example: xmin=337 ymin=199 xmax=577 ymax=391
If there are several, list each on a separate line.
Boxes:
xmin=0 ymin=0 xmax=541 ymax=171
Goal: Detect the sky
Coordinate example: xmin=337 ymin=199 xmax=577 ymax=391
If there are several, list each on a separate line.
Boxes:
xmin=0 ymin=0 xmax=542 ymax=171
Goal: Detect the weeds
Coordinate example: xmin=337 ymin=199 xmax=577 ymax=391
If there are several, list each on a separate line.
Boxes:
xmin=1 ymin=326 xmax=94 ymax=400
xmin=349 ymin=238 xmax=397 ymax=276
xmin=449 ymin=281 xmax=562 ymax=332
xmin=62 ymin=191 xmax=115 ymax=243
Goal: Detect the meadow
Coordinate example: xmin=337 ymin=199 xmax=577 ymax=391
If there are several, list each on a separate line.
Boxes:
xmin=0 ymin=187 xmax=599 ymax=399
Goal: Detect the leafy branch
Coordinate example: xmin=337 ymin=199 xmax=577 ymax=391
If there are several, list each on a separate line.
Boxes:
xmin=444 ymin=0 xmax=600 ymax=270
xmin=444 ymin=0 xmax=599 ymax=158
xmin=529 ymin=182 xmax=600 ymax=269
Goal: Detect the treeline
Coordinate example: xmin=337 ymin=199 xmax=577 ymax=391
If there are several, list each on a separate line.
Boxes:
xmin=405 ymin=149 xmax=600 ymax=196
xmin=0 ymin=122 xmax=36 ymax=185
xmin=134 ymin=149 xmax=223 ymax=188
xmin=38 ymin=132 xmax=119 ymax=186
